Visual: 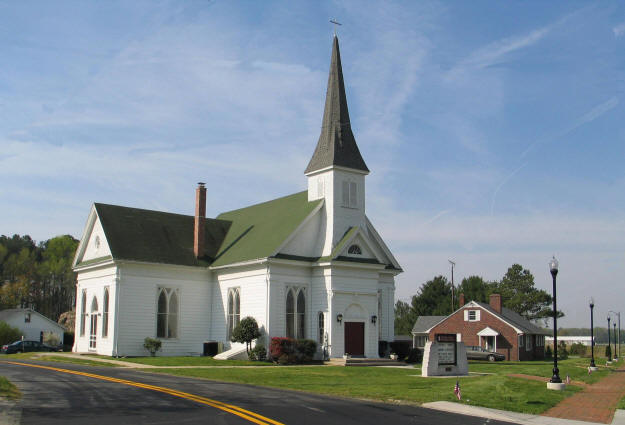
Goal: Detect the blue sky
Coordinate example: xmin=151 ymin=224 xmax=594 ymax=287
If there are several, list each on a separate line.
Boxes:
xmin=1 ymin=1 xmax=624 ymax=328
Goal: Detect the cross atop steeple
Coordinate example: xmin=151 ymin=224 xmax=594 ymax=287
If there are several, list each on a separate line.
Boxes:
xmin=329 ymin=19 xmax=342 ymax=36
xmin=305 ymin=36 xmax=368 ymax=175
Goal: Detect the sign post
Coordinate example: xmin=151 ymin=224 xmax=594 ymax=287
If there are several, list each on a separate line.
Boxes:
xmin=421 ymin=333 xmax=468 ymax=377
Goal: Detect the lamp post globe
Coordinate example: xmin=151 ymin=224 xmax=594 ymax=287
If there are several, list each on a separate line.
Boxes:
xmin=589 ymin=298 xmax=596 ymax=368
xmin=549 ymin=256 xmax=562 ymax=385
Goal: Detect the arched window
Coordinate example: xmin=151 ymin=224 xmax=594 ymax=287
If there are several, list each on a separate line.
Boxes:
xmin=157 ymin=288 xmax=179 ymax=339
xmin=102 ymin=288 xmax=109 ymax=338
xmin=80 ymin=291 xmax=86 ymax=336
xmin=318 ymin=312 xmax=325 ymax=345
xmin=89 ymin=297 xmax=98 ymax=349
xmin=297 ymin=291 xmax=305 ymax=339
xmin=286 ymin=290 xmax=295 ymax=338
xmin=227 ymin=288 xmax=240 ymax=339
xmin=348 ymin=244 xmax=362 ymax=255
xmin=286 ymin=288 xmax=305 ymax=339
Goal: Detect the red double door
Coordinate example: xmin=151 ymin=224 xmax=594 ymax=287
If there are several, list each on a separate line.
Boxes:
xmin=344 ymin=322 xmax=365 ymax=356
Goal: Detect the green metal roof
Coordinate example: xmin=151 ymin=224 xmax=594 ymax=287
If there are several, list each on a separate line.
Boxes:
xmin=212 ymin=191 xmax=322 ymax=267
xmin=91 ymin=203 xmax=231 ymax=267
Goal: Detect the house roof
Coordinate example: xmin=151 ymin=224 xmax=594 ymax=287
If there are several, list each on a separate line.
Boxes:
xmin=411 ymin=315 xmax=447 ymax=334
xmin=474 ymin=302 xmax=550 ymax=335
xmin=305 ymin=36 xmax=368 ymax=174
xmin=91 ymin=203 xmax=232 ymax=267
xmin=212 ymin=191 xmax=322 ymax=267
xmin=0 ymin=308 xmax=65 ymax=330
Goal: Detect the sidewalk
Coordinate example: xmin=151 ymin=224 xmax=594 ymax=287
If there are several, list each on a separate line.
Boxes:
xmin=542 ymin=361 xmax=625 ymax=424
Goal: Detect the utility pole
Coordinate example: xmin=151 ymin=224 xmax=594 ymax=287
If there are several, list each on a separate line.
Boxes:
xmin=449 ymin=260 xmax=455 ymax=312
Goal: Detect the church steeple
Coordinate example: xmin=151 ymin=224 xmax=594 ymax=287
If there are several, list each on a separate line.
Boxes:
xmin=305 ymin=36 xmax=368 ymax=175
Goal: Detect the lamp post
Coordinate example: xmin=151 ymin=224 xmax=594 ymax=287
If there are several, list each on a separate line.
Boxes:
xmin=607 ymin=314 xmax=612 ymax=363
xmin=589 ymin=298 xmax=596 ymax=369
xmin=614 ymin=322 xmax=618 ymax=362
xmin=548 ymin=256 xmax=563 ymax=388
xmin=609 ymin=311 xmax=621 ymax=359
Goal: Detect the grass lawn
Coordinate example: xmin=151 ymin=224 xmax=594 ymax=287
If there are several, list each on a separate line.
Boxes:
xmin=1 ymin=352 xmax=117 ymax=367
xmin=118 ymin=356 xmax=273 ymax=367
xmin=147 ymin=361 xmax=585 ymax=414
xmin=0 ymin=376 xmax=21 ymax=400
xmin=619 ymin=396 xmax=625 ymax=410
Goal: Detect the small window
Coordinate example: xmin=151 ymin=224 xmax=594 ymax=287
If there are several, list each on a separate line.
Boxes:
xmin=317 ymin=179 xmax=324 ymax=198
xmin=342 ymin=180 xmax=357 ymax=208
xmin=518 ymin=335 xmax=524 ymax=347
xmin=526 ymin=335 xmax=533 ymax=351
xmin=467 ymin=310 xmax=480 ymax=321
xmin=25 ymin=313 xmax=31 ymax=323
xmin=318 ymin=312 xmax=325 ymax=345
xmin=348 ymin=245 xmax=362 ymax=255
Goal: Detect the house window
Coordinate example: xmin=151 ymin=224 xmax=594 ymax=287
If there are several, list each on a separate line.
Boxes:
xmin=348 ymin=244 xmax=362 ymax=255
xmin=526 ymin=335 xmax=533 ymax=351
xmin=286 ymin=288 xmax=305 ymax=339
xmin=518 ymin=334 xmax=524 ymax=347
xmin=24 ymin=313 xmax=31 ymax=323
xmin=537 ymin=335 xmax=544 ymax=347
xmin=342 ymin=181 xmax=357 ymax=208
xmin=157 ymin=288 xmax=179 ymax=339
xmin=414 ymin=336 xmax=427 ymax=348
xmin=465 ymin=310 xmax=480 ymax=321
xmin=102 ymin=288 xmax=109 ymax=338
xmin=80 ymin=291 xmax=87 ymax=336
xmin=318 ymin=312 xmax=325 ymax=345
xmin=227 ymin=288 xmax=240 ymax=340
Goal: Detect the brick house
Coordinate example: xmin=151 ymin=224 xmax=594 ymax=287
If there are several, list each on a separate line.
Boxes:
xmin=413 ymin=294 xmax=549 ymax=361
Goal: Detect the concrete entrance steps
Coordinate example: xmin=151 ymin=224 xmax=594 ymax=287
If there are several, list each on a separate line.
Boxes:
xmin=326 ymin=357 xmax=407 ymax=367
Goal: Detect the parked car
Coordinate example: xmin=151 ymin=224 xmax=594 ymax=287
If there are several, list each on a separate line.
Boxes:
xmin=465 ymin=345 xmax=505 ymax=362
xmin=1 ymin=340 xmax=58 ymax=354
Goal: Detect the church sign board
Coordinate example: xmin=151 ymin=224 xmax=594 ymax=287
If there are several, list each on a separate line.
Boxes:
xmin=421 ymin=333 xmax=468 ymax=377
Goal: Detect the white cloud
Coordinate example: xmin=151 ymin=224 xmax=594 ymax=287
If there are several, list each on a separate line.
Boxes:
xmin=613 ymin=22 xmax=625 ymax=37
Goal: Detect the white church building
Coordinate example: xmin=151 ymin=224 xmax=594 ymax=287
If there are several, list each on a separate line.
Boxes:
xmin=72 ymin=36 xmax=402 ymax=358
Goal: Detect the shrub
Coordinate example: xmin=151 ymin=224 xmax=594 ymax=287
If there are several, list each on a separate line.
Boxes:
xmin=43 ymin=332 xmax=60 ymax=347
xmin=231 ymin=316 xmax=261 ymax=354
xmin=545 ymin=345 xmax=553 ymax=359
xmin=143 ymin=337 xmax=162 ymax=356
xmin=249 ymin=345 xmax=267 ymax=361
xmin=389 ymin=340 xmax=411 ymax=360
xmin=0 ymin=321 xmax=21 ymax=346
xmin=269 ymin=337 xmax=317 ymax=364
xmin=606 ymin=344 xmax=612 ymax=359
xmin=557 ymin=341 xmax=568 ymax=360
xmin=405 ymin=348 xmax=423 ymax=364
xmin=378 ymin=340 xmax=389 ymax=357
xmin=569 ymin=342 xmax=586 ymax=356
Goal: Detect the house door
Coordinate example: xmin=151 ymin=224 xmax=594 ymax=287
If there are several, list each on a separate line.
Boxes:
xmin=344 ymin=322 xmax=365 ymax=357
xmin=89 ymin=315 xmax=97 ymax=350
xmin=484 ymin=336 xmax=494 ymax=351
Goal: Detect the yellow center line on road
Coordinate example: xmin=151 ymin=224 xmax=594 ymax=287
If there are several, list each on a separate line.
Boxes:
xmin=4 ymin=361 xmax=284 ymax=425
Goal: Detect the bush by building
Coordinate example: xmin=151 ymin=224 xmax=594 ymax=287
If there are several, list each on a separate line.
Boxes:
xmin=269 ymin=337 xmax=317 ymax=364
xmin=249 ymin=344 xmax=267 ymax=361
xmin=0 ymin=321 xmax=21 ymax=346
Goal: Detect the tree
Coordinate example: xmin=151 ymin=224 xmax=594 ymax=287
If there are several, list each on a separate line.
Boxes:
xmin=394 ymin=300 xmax=416 ymax=336
xmin=495 ymin=264 xmax=555 ymax=321
xmin=231 ymin=316 xmax=261 ymax=354
xmin=411 ymin=276 xmax=453 ymax=317
xmin=457 ymin=275 xmax=495 ymax=304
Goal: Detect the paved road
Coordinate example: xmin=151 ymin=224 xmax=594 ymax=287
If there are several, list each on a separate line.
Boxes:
xmin=0 ymin=359 xmax=516 ymax=425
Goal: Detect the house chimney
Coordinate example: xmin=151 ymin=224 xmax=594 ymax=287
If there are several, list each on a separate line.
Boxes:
xmin=489 ymin=293 xmax=502 ymax=314
xmin=459 ymin=293 xmax=465 ymax=307
xmin=194 ymin=182 xmax=206 ymax=258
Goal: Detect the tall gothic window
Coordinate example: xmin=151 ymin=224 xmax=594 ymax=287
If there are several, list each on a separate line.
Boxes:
xmin=286 ymin=288 xmax=305 ymax=339
xmin=227 ymin=288 xmax=240 ymax=339
xmin=80 ymin=291 xmax=86 ymax=336
xmin=102 ymin=288 xmax=109 ymax=337
xmin=318 ymin=312 xmax=325 ymax=345
xmin=157 ymin=288 xmax=179 ymax=339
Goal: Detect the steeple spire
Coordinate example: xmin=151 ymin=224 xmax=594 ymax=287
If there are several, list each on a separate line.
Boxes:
xmin=305 ymin=36 xmax=369 ymax=175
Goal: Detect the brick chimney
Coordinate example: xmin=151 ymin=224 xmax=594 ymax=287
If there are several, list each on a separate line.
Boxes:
xmin=489 ymin=293 xmax=502 ymax=314
xmin=194 ymin=182 xmax=206 ymax=258
xmin=459 ymin=293 xmax=465 ymax=307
